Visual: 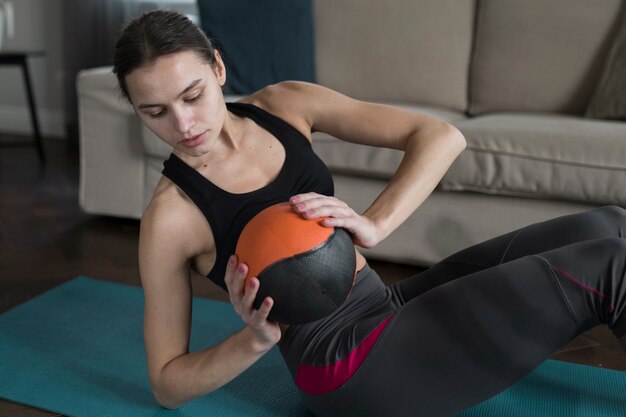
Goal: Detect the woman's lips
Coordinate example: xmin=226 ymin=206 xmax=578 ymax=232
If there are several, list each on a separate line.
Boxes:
xmin=179 ymin=132 xmax=205 ymax=148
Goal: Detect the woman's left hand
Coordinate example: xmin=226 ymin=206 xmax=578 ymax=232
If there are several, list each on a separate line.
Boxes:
xmin=289 ymin=193 xmax=381 ymax=249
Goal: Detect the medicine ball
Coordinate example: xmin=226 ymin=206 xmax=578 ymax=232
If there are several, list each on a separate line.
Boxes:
xmin=235 ymin=202 xmax=357 ymax=324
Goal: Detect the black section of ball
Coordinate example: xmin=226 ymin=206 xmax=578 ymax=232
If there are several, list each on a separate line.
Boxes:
xmin=254 ymin=228 xmax=356 ymax=324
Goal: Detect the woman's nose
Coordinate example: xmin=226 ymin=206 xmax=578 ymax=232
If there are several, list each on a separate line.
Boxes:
xmin=172 ymin=107 xmax=194 ymax=134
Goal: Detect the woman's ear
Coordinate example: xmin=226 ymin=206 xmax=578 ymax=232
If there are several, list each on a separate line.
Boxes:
xmin=213 ymin=50 xmax=227 ymax=87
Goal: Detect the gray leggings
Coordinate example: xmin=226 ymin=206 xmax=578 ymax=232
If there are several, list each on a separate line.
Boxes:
xmin=282 ymin=206 xmax=626 ymax=417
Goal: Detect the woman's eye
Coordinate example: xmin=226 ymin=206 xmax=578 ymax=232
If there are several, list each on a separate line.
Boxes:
xmin=186 ymin=93 xmax=203 ymax=103
xmin=149 ymin=110 xmax=165 ymax=119
xmin=146 ymin=93 xmax=202 ymax=119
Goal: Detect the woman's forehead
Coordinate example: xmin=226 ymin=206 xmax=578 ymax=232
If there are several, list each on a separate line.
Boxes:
xmin=127 ymin=52 xmax=211 ymax=100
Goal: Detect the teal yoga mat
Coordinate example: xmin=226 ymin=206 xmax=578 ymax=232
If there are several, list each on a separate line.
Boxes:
xmin=0 ymin=277 xmax=625 ymax=417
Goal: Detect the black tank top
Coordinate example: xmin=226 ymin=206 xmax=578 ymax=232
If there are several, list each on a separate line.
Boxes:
xmin=162 ymin=102 xmax=334 ymax=290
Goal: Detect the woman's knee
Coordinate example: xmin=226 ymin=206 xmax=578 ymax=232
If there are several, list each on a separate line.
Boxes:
xmin=598 ymin=236 xmax=626 ymax=257
xmin=596 ymin=205 xmax=626 ymax=222
xmin=552 ymin=206 xmax=626 ymax=242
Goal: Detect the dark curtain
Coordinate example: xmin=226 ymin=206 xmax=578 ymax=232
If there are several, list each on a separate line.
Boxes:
xmin=197 ymin=0 xmax=315 ymax=95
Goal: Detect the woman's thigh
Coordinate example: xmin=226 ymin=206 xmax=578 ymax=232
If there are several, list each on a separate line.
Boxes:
xmin=393 ymin=205 xmax=626 ymax=304
xmin=312 ymin=237 xmax=626 ymax=417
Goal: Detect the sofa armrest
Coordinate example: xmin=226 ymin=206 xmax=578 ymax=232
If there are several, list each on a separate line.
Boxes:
xmin=77 ymin=67 xmax=146 ymax=219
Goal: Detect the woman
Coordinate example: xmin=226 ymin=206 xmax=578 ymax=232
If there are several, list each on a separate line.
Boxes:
xmin=114 ymin=10 xmax=626 ymax=417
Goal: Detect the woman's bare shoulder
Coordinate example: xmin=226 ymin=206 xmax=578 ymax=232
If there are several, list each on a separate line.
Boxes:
xmin=240 ymin=80 xmax=320 ymax=112
xmin=238 ymin=81 xmax=323 ymax=142
xmin=140 ymin=178 xmax=214 ymax=260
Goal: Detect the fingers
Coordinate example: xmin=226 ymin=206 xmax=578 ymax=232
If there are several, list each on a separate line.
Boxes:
xmin=289 ymin=192 xmax=319 ymax=204
xmin=224 ymin=255 xmax=280 ymax=347
xmin=225 ymin=256 xmax=250 ymax=313
xmin=243 ymin=277 xmax=259 ymax=306
xmin=251 ymin=296 xmax=274 ymax=323
xmin=289 ymin=193 xmax=351 ymax=220
xmin=243 ymin=280 xmax=275 ymax=324
xmin=319 ymin=215 xmax=355 ymax=231
xmin=290 ymin=192 xmax=341 ymax=210
xmin=225 ymin=255 xmax=274 ymax=322
xmin=243 ymin=279 xmax=273 ymax=324
xmin=224 ymin=255 xmax=245 ymax=297
xmin=289 ymin=196 xmax=381 ymax=248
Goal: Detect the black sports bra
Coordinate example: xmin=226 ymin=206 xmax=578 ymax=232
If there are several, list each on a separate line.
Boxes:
xmin=162 ymin=102 xmax=334 ymax=290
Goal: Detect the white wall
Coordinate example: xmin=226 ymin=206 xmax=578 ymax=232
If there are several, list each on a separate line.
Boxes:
xmin=0 ymin=0 xmax=65 ymax=138
xmin=0 ymin=0 xmax=198 ymax=139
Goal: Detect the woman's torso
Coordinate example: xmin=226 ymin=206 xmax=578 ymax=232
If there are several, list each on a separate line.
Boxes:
xmin=148 ymin=97 xmax=366 ymax=289
xmin=150 ymin=97 xmax=308 ymax=276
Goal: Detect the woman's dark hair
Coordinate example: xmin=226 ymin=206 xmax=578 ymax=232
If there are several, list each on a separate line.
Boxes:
xmin=113 ymin=10 xmax=217 ymax=103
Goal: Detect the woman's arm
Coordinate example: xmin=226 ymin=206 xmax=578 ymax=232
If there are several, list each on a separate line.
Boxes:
xmin=358 ymin=115 xmax=465 ymax=244
xmin=139 ymin=200 xmax=278 ymax=409
xmin=261 ymin=81 xmax=466 ymax=247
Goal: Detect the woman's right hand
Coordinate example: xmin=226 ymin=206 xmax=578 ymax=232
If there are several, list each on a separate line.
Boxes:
xmin=224 ymin=255 xmax=282 ymax=350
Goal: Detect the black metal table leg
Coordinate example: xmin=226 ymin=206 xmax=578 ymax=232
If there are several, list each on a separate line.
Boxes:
xmin=0 ymin=51 xmax=46 ymax=166
xmin=20 ymin=55 xmax=46 ymax=166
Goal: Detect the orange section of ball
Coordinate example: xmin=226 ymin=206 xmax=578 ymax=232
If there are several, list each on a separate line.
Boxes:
xmin=235 ymin=202 xmax=333 ymax=289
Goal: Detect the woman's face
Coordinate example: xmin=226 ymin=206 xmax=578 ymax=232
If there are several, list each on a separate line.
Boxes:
xmin=125 ymin=50 xmax=227 ymax=157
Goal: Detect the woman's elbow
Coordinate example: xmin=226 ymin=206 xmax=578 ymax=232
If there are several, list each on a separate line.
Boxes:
xmin=153 ymin=386 xmax=184 ymax=410
xmin=151 ymin=373 xmax=187 ymax=410
xmin=444 ymin=123 xmax=466 ymax=153
xmin=422 ymin=120 xmax=466 ymax=154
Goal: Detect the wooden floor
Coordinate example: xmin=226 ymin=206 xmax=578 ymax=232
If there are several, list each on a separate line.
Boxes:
xmin=0 ymin=136 xmax=624 ymax=416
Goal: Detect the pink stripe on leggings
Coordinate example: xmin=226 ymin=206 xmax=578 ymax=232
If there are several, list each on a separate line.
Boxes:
xmin=295 ymin=315 xmax=394 ymax=395
xmin=554 ymin=268 xmax=615 ymax=311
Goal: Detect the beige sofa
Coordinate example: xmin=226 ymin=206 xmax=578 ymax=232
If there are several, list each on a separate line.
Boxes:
xmin=77 ymin=0 xmax=626 ymax=267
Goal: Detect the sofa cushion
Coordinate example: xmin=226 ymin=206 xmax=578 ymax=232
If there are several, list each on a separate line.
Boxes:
xmin=311 ymin=103 xmax=467 ymax=178
xmin=585 ymin=7 xmax=626 ymax=121
xmin=444 ymin=114 xmax=626 ymax=205
xmin=469 ymin=0 xmax=623 ymax=115
xmin=313 ymin=0 xmax=474 ymax=112
xmin=142 ymin=126 xmax=171 ymax=159
xmin=78 ymin=67 xmax=148 ymax=219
